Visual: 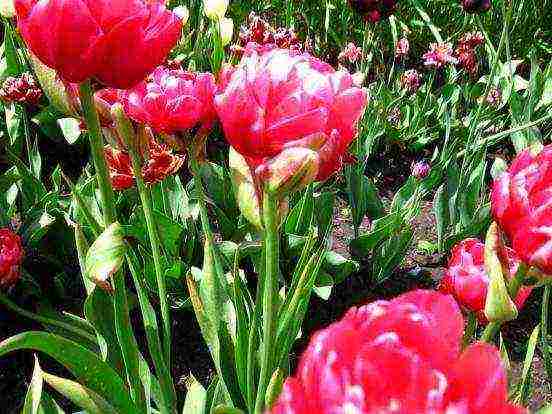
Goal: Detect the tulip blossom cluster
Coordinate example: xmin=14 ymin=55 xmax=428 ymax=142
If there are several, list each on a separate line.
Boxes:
xmin=423 ymin=42 xmax=458 ymax=68
xmin=15 ymin=0 xmax=183 ymax=89
xmin=232 ymin=12 xmax=303 ymax=57
xmin=348 ymin=0 xmax=398 ymax=23
xmin=215 ymin=45 xmax=368 ymax=184
xmin=492 ymin=145 xmax=552 ymax=275
xmin=0 ymin=228 xmax=24 ymax=289
xmin=123 ymin=66 xmax=217 ymax=135
xmin=439 ymin=238 xmax=532 ymax=323
xmin=460 ymin=0 xmax=492 ymax=14
xmin=0 ymin=73 xmax=42 ymax=105
xmin=271 ymin=290 xmax=525 ymax=413
xmin=105 ymin=140 xmax=185 ymax=191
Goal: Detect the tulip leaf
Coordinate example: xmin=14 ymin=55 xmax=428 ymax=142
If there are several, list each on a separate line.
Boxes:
xmin=372 ymin=227 xmax=414 ymax=284
xmin=0 ymin=331 xmax=137 ymax=413
xmin=42 ymin=371 xmax=118 ymax=414
xmin=182 ymin=375 xmax=207 ymax=414
xmin=22 ymin=356 xmax=44 ymax=414
xmin=514 ymin=324 xmax=540 ymax=406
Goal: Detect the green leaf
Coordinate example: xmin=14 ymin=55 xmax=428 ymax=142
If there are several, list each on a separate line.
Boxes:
xmin=512 ymin=325 xmax=540 ymax=406
xmin=433 ymin=184 xmax=449 ymax=252
xmin=42 ymin=371 xmax=118 ymax=414
xmin=182 ymin=375 xmax=207 ymax=414
xmin=22 ymin=356 xmax=43 ymax=414
xmin=57 ymin=118 xmax=82 ymax=144
xmin=0 ymin=332 xmax=136 ymax=413
xmin=372 ymin=227 xmax=413 ymax=284
xmin=350 ymin=213 xmax=403 ymax=257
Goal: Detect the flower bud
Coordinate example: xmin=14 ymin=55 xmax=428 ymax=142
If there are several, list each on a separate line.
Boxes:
xmin=173 ymin=6 xmax=189 ymax=26
xmin=0 ymin=0 xmax=14 ymax=17
xmin=484 ymin=223 xmax=518 ymax=323
xmin=84 ymin=222 xmax=127 ymax=292
xmin=229 ymin=147 xmax=262 ymax=228
xmin=411 ymin=160 xmax=430 ymax=180
xmin=219 ymin=17 xmax=234 ymax=46
xmin=0 ymin=228 xmax=23 ymax=290
xmin=460 ymin=0 xmax=492 ymax=14
xmin=29 ymin=54 xmax=79 ymax=117
xmin=203 ymin=0 xmax=229 ymax=20
xmin=262 ymin=148 xmax=319 ymax=199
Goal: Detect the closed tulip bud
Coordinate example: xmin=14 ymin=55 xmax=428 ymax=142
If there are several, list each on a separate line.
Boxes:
xmin=219 ymin=17 xmax=234 ymax=46
xmin=173 ymin=6 xmax=189 ymax=26
xmin=203 ymin=0 xmax=228 ymax=20
xmin=84 ymin=222 xmax=127 ymax=292
xmin=262 ymin=147 xmax=319 ymax=199
xmin=229 ymin=147 xmax=263 ymax=229
xmin=0 ymin=0 xmax=15 ymax=17
xmin=484 ymin=223 xmax=518 ymax=323
xmin=0 ymin=228 xmax=23 ymax=290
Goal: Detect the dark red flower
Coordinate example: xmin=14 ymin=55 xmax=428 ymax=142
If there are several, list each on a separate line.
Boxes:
xmin=123 ymin=66 xmax=217 ymax=135
xmin=270 ymin=290 xmax=527 ymax=414
xmin=15 ymin=0 xmax=183 ymax=89
xmin=460 ymin=0 xmax=492 ymax=14
xmin=491 ymin=145 xmax=552 ymax=275
xmin=231 ymin=12 xmax=302 ymax=57
xmin=0 ymin=228 xmax=24 ymax=289
xmin=0 ymin=73 xmax=42 ymax=105
xmin=411 ymin=160 xmax=430 ymax=179
xmin=105 ymin=140 xmax=185 ymax=190
xmin=348 ymin=0 xmax=398 ymax=23
xmin=400 ymin=69 xmax=421 ymax=93
xmin=439 ymin=238 xmax=532 ymax=323
xmin=215 ymin=45 xmax=368 ymax=182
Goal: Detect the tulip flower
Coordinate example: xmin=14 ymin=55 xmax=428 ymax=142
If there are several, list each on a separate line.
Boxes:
xmin=491 ymin=144 xmax=552 ymax=275
xmin=215 ymin=44 xmax=368 ymax=184
xmin=0 ymin=0 xmax=14 ymax=17
xmin=105 ymin=140 xmax=185 ymax=191
xmin=348 ymin=0 xmax=398 ymax=23
xmin=15 ymin=0 xmax=183 ymax=89
xmin=395 ymin=37 xmax=410 ymax=59
xmin=439 ymin=238 xmax=532 ymax=323
xmin=0 ymin=73 xmax=42 ymax=105
xmin=219 ymin=17 xmax=234 ymax=46
xmin=400 ymin=69 xmax=421 ymax=93
xmin=123 ymin=66 xmax=217 ymax=135
xmin=423 ymin=43 xmax=458 ymax=68
xmin=203 ymin=0 xmax=228 ymax=20
xmin=460 ymin=0 xmax=492 ymax=14
xmin=411 ymin=160 xmax=430 ymax=179
xmin=270 ymin=290 xmax=527 ymax=413
xmin=0 ymin=228 xmax=23 ymax=289
xmin=338 ymin=42 xmax=363 ymax=64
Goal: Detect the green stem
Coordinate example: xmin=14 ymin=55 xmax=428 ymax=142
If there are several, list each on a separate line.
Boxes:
xmin=118 ymin=114 xmax=172 ymax=366
xmin=79 ymin=82 xmax=146 ymax=413
xmin=541 ymin=285 xmax=552 ymax=383
xmin=78 ymin=81 xmax=116 ymax=225
xmin=462 ymin=312 xmax=477 ymax=350
xmin=254 ymin=191 xmax=280 ymax=414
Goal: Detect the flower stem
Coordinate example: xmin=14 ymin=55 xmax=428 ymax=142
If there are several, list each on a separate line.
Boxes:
xmin=79 ymin=81 xmax=146 ymax=413
xmin=255 ymin=190 xmax=280 ymax=414
xmin=481 ymin=263 xmax=527 ymax=343
xmin=541 ymin=285 xmax=552 ymax=383
xmin=78 ymin=81 xmax=116 ymax=225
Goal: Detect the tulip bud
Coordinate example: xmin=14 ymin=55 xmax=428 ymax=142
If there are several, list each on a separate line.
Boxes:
xmin=203 ymin=0 xmax=228 ymax=20
xmin=262 ymin=147 xmax=319 ymax=199
xmin=218 ymin=17 xmax=234 ymax=46
xmin=29 ymin=54 xmax=79 ymax=117
xmin=229 ymin=147 xmax=262 ymax=229
xmin=84 ymin=222 xmax=127 ymax=292
xmin=484 ymin=223 xmax=518 ymax=323
xmin=173 ymin=6 xmax=189 ymax=26
xmin=265 ymin=368 xmax=285 ymax=409
xmin=0 ymin=0 xmax=14 ymax=17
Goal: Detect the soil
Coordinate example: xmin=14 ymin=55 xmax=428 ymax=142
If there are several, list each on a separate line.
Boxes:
xmin=1 ymin=146 xmax=551 ymax=412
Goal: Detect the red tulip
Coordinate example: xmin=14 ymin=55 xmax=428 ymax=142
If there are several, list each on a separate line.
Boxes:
xmin=105 ymin=140 xmax=185 ymax=190
xmin=423 ymin=43 xmax=458 ymax=68
xmin=123 ymin=66 xmax=217 ymax=134
xmin=492 ymin=145 xmax=552 ymax=275
xmin=215 ymin=44 xmax=368 ymax=182
xmin=15 ymin=0 xmax=183 ymax=89
xmin=439 ymin=238 xmax=532 ymax=323
xmin=0 ymin=228 xmax=24 ymax=289
xmin=0 ymin=73 xmax=42 ymax=105
xmin=270 ymin=290 xmax=526 ymax=414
